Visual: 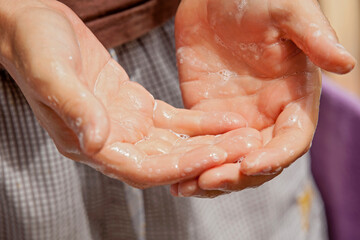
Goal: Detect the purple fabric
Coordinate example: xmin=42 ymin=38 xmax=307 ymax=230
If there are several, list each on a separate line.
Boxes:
xmin=311 ymin=76 xmax=360 ymax=240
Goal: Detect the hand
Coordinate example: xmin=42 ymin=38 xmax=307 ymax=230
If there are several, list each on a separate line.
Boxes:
xmin=171 ymin=0 xmax=356 ymax=197
xmin=0 ymin=0 xmax=260 ymax=188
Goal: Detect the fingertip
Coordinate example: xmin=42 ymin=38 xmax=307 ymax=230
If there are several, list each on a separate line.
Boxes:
xmin=79 ymin=102 xmax=110 ymax=156
xmin=245 ymin=127 xmax=262 ymax=140
xmin=277 ymin=4 xmax=357 ymax=75
xmin=240 ymin=161 xmax=261 ymax=176
xmin=198 ymin=177 xmax=227 ymax=191
xmin=81 ymin=120 xmax=109 ymax=155
xmin=178 ymin=179 xmax=199 ymax=197
xmin=201 ymin=112 xmax=248 ymax=134
xmin=240 ymin=151 xmax=283 ymax=176
xmin=213 ymin=128 xmax=262 ymax=163
xmin=208 ymin=145 xmax=228 ymax=164
xmin=301 ymin=29 xmax=356 ymax=75
xmin=198 ymin=164 xmax=237 ymax=190
xmin=332 ymin=51 xmax=356 ymax=74
xmin=52 ymin=77 xmax=110 ymax=156
xmin=200 ymin=145 xmax=229 ymax=165
xmin=323 ymin=42 xmax=356 ymax=74
xmin=179 ymin=145 xmax=228 ymax=178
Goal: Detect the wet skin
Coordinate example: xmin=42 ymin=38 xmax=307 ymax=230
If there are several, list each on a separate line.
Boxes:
xmin=171 ymin=0 xmax=356 ymax=197
xmin=0 ymin=0 xmax=355 ymax=193
xmin=0 ymin=0 xmax=265 ymax=188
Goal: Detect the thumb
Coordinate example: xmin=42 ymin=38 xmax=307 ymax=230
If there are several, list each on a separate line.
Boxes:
xmin=57 ymin=81 xmax=110 ymax=156
xmin=270 ymin=0 xmax=356 ymax=74
xmin=37 ymin=64 xmax=110 ymax=156
xmin=4 ymin=4 xmax=111 ymax=155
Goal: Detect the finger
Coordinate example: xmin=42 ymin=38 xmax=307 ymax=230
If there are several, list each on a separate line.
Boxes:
xmin=191 ymin=97 xmax=275 ymax=130
xmin=134 ymin=128 xmax=211 ymax=155
xmin=25 ymin=57 xmax=110 ymax=155
xmin=174 ymin=127 xmax=262 ymax=162
xmin=198 ymin=163 xmax=280 ymax=191
xmin=178 ymin=135 xmax=215 ymax=146
xmin=241 ymin=93 xmax=318 ymax=175
xmin=171 ymin=180 xmax=198 ymax=197
xmin=180 ymin=74 xmax=246 ymax=109
xmin=170 ymin=184 xmax=180 ymax=196
xmin=97 ymin=143 xmax=228 ymax=187
xmin=135 ymin=131 xmax=210 ymax=155
xmin=41 ymin=67 xmax=109 ymax=155
xmin=213 ymin=128 xmax=262 ymax=163
xmin=135 ymin=138 xmax=174 ymax=155
xmin=170 ymin=128 xmax=263 ymax=196
xmin=12 ymin=12 xmax=111 ymax=155
xmin=270 ymin=0 xmax=356 ymax=74
xmin=171 ymin=180 xmax=226 ymax=198
xmin=153 ymin=100 xmax=247 ymax=136
xmin=175 ymin=127 xmax=262 ymax=157
xmin=135 ymin=127 xmax=261 ymax=162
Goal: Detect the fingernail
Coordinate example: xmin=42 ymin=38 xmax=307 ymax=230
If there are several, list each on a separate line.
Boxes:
xmin=335 ymin=43 xmax=345 ymax=50
xmin=335 ymin=43 xmax=354 ymax=59
xmin=251 ymin=166 xmax=282 ymax=176
xmin=242 ymin=161 xmax=283 ymax=176
xmin=327 ymin=34 xmax=337 ymax=43
xmin=214 ymin=182 xmax=229 ymax=191
xmin=178 ymin=191 xmax=184 ymax=197
xmin=178 ymin=184 xmax=197 ymax=197
xmin=240 ymin=159 xmax=260 ymax=176
xmin=209 ymin=146 xmax=228 ymax=163
xmin=223 ymin=113 xmax=248 ymax=127
xmin=170 ymin=185 xmax=179 ymax=196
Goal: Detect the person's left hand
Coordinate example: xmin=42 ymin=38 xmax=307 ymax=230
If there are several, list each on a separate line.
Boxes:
xmin=171 ymin=0 xmax=356 ymax=198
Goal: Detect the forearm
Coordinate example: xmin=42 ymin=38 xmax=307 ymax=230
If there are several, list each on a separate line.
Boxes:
xmin=0 ymin=0 xmax=51 ymax=66
xmin=0 ymin=0 xmax=16 ymax=62
xmin=1 ymin=0 xmax=26 ymax=62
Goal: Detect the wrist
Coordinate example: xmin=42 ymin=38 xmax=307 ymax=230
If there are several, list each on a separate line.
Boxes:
xmin=0 ymin=0 xmax=48 ymax=65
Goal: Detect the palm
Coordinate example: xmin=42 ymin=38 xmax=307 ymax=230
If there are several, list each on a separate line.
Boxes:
xmin=176 ymin=0 xmax=322 ymax=174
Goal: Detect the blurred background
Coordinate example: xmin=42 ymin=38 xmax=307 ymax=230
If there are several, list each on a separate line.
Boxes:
xmin=319 ymin=0 xmax=360 ymax=96
xmin=310 ymin=1 xmax=360 ymax=240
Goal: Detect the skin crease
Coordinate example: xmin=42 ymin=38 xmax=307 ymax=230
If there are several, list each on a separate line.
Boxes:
xmin=0 ymin=0 xmax=267 ymax=189
xmin=171 ymin=0 xmax=356 ymax=198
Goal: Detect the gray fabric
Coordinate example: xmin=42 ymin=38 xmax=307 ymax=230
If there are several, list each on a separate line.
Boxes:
xmin=0 ymin=19 xmax=327 ymax=240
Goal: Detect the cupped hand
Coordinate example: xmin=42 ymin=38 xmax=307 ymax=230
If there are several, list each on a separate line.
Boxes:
xmin=171 ymin=0 xmax=356 ymax=197
xmin=0 ymin=0 xmax=261 ymax=188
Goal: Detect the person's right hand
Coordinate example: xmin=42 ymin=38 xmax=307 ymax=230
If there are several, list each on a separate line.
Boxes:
xmin=0 ymin=0 xmax=260 ymax=188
